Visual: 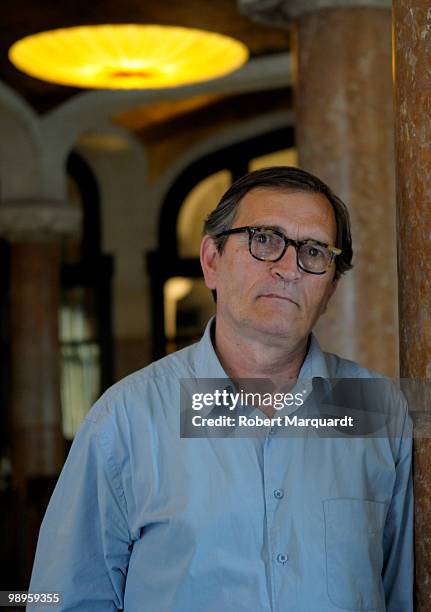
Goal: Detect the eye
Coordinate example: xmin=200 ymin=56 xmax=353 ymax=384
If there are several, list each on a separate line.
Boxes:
xmin=255 ymin=232 xmax=270 ymax=244
xmin=308 ymin=246 xmax=320 ymax=258
xmin=301 ymin=243 xmax=329 ymax=260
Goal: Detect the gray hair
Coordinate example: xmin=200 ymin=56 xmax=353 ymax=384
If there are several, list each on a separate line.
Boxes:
xmin=203 ymin=166 xmax=353 ymax=279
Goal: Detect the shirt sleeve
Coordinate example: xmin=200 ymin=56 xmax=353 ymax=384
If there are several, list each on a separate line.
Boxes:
xmin=382 ymin=407 xmax=414 ymax=612
xmin=27 ymin=411 xmax=132 ymax=611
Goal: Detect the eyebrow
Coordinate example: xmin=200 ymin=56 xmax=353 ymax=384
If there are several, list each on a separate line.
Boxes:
xmin=252 ymin=224 xmax=332 ymax=246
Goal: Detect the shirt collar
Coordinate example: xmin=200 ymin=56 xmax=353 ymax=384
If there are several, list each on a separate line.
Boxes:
xmin=192 ymin=316 xmax=331 ymax=381
xmin=192 ymin=316 xmax=229 ymax=379
xmin=298 ymin=332 xmax=330 ymax=380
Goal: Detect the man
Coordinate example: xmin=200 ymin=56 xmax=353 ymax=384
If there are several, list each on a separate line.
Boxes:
xmin=28 ymin=167 xmax=413 ymax=611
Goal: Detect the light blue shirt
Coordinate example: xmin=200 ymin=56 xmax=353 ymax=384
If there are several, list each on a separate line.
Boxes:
xmin=28 ymin=318 xmax=413 ymax=611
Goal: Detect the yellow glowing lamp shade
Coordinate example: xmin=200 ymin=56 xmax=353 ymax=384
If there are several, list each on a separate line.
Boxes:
xmin=8 ymin=24 xmax=249 ymax=89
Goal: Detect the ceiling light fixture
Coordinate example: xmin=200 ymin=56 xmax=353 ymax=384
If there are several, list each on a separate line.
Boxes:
xmin=8 ymin=24 xmax=249 ymax=90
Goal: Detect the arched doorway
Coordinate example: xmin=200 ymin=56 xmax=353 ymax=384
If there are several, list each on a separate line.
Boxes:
xmin=148 ymin=126 xmax=296 ymax=358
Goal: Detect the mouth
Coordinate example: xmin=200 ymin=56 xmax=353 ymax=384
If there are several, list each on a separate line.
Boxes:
xmin=259 ymin=293 xmax=299 ymax=307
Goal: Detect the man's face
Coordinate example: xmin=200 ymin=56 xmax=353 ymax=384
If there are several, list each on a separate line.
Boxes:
xmin=201 ymin=187 xmax=339 ymax=346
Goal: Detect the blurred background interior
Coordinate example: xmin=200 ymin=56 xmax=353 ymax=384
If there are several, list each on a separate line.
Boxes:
xmin=0 ymin=0 xmax=429 ymax=605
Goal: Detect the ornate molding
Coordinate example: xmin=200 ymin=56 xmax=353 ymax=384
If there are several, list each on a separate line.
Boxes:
xmin=239 ymin=0 xmax=391 ymax=24
xmin=0 ymin=200 xmax=81 ymax=241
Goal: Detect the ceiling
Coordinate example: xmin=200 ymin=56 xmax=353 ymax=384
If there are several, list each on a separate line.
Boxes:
xmin=0 ymin=0 xmax=291 ymax=114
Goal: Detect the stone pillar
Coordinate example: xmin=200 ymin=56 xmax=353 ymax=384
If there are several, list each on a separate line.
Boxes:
xmin=393 ymin=3 xmax=431 ymax=610
xmin=239 ymin=0 xmax=397 ymax=378
xmin=0 ymin=200 xmax=80 ymax=489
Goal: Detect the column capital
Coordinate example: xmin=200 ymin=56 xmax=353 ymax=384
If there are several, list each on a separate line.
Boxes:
xmin=239 ymin=0 xmax=390 ymax=24
xmin=0 ymin=199 xmax=81 ymax=242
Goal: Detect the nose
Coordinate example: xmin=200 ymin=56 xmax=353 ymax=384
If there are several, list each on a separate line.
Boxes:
xmin=270 ymin=244 xmax=301 ymax=281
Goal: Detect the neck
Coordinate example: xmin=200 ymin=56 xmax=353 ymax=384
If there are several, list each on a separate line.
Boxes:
xmin=213 ymin=314 xmax=309 ymax=389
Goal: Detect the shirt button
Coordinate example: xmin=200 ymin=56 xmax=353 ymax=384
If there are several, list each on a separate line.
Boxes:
xmin=277 ymin=553 xmax=288 ymax=564
xmin=269 ymin=427 xmax=276 ymax=435
xmin=273 ymin=488 xmax=284 ymax=499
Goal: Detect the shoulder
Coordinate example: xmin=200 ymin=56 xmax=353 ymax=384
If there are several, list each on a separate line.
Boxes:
xmin=308 ymin=333 xmax=386 ymax=381
xmin=83 ymin=341 xmax=201 ymax=427
xmin=321 ymin=348 xmax=411 ymax=436
xmin=322 ymin=348 xmax=405 ymax=405
xmin=323 ymin=350 xmax=385 ymax=379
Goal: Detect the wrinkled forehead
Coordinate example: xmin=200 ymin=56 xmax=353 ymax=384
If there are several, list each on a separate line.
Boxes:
xmin=234 ymin=187 xmax=337 ymax=241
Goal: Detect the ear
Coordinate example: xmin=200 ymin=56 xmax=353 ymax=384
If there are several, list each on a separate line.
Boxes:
xmin=200 ymin=235 xmax=220 ymax=291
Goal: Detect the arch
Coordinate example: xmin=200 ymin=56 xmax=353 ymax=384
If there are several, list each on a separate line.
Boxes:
xmin=43 ymin=53 xmax=292 ymax=156
xmin=0 ymin=53 xmax=291 ymax=200
xmin=0 ymin=81 xmax=48 ymax=199
xmin=155 ymin=112 xmax=294 ymax=254
xmin=148 ymin=112 xmax=295 ymax=358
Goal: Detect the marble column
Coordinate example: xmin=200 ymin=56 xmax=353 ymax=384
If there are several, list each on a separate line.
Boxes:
xmin=0 ymin=200 xmax=80 ymax=490
xmin=239 ymin=0 xmax=398 ymax=378
xmin=393 ymin=3 xmax=431 ymax=609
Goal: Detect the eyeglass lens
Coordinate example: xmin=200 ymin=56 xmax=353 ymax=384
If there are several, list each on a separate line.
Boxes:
xmin=251 ymin=229 xmax=332 ymax=273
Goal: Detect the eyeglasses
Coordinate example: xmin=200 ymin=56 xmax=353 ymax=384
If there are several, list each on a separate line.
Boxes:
xmin=215 ymin=226 xmax=342 ymax=275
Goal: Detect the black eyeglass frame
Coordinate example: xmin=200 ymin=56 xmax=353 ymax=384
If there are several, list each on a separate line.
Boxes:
xmin=215 ymin=226 xmax=342 ymax=275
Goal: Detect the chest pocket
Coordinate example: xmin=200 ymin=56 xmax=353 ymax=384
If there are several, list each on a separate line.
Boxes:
xmin=323 ymin=498 xmax=387 ymax=611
